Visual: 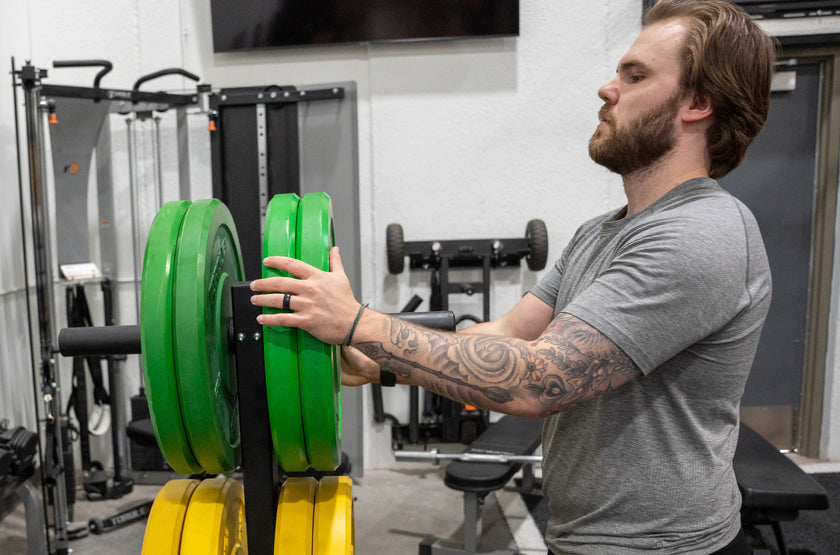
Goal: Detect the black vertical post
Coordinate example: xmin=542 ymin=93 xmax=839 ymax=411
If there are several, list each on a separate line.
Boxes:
xmin=231 ymin=283 xmax=278 ymax=555
xmin=439 ymin=257 xmax=450 ymax=312
xmin=102 ymin=278 xmax=128 ymax=485
xmin=482 ymin=255 xmax=491 ymax=323
xmin=209 ymin=87 xmax=301 ymax=281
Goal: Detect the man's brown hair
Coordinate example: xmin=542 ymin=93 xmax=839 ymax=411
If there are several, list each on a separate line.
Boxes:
xmin=644 ymin=0 xmax=777 ymax=178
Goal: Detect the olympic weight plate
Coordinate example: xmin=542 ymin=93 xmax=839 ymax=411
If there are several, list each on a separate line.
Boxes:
xmin=141 ymin=479 xmax=200 ymax=555
xmin=140 ymin=200 xmax=202 ymax=475
xmin=296 ymin=192 xmax=342 ymax=471
xmin=274 ymin=477 xmax=316 ymax=553
xmin=180 ymin=477 xmax=247 ymax=554
xmin=173 ymin=199 xmax=245 ymax=474
xmin=263 ymin=194 xmax=308 ymax=471
xmin=313 ymin=476 xmax=355 ymax=554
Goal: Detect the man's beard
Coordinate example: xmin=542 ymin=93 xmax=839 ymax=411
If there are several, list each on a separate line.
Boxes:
xmin=588 ymin=90 xmax=682 ymax=176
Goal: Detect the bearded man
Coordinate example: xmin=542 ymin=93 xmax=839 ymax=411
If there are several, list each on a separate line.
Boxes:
xmin=251 ymin=1 xmax=777 ymax=552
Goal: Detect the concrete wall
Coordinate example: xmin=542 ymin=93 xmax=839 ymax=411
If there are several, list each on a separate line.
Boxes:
xmin=0 ymin=1 xmax=838 ymax=469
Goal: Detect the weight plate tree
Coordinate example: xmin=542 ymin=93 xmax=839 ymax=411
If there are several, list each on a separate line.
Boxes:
xmin=296 ymin=192 xmax=342 ymax=471
xmin=263 ymin=193 xmax=308 ymax=471
xmin=60 ymin=193 xmax=359 ymax=551
xmin=173 ymin=198 xmax=245 ymax=474
xmin=140 ymin=200 xmax=203 ymax=475
xmin=141 ymin=478 xmax=200 ymax=555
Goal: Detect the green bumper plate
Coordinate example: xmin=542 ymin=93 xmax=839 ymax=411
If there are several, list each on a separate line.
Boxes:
xmin=173 ymin=199 xmax=245 ymax=474
xmin=140 ymin=200 xmax=202 ymax=475
xmin=263 ymin=193 xmax=309 ymax=471
xmin=296 ymin=192 xmax=342 ymax=471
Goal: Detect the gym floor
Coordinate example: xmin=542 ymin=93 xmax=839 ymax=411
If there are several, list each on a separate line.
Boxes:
xmin=0 ymin=462 xmax=548 ymax=554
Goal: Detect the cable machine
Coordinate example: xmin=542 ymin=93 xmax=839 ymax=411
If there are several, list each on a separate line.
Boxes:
xmin=12 ymin=58 xmax=201 ymax=554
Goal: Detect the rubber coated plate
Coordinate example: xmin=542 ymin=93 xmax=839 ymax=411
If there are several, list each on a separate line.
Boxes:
xmin=140 ymin=200 xmax=202 ymax=474
xmin=274 ymin=477 xmax=316 ymax=553
xmin=263 ymin=194 xmax=309 ymax=471
xmin=180 ymin=477 xmax=247 ymax=554
xmin=173 ymin=199 xmax=245 ymax=474
xmin=296 ymin=192 xmax=342 ymax=471
xmin=313 ymin=476 xmax=355 ymax=554
xmin=141 ymin=479 xmax=200 ymax=555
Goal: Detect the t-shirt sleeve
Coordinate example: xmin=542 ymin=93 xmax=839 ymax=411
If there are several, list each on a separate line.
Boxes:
xmin=530 ymin=224 xmax=586 ymax=308
xmin=531 ymin=256 xmax=563 ymax=308
xmin=562 ymin=215 xmax=751 ymax=375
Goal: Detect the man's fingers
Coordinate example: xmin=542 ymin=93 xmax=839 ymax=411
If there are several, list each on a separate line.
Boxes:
xmin=261 ymin=255 xmax=321 ymax=279
xmin=255 ymin=311 xmax=302 ymax=328
xmin=249 ymin=275 xmax=301 ymax=294
xmin=328 ymin=246 xmax=344 ymax=274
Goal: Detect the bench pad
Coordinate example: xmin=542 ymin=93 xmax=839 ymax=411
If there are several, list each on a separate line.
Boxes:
xmin=734 ymin=423 xmax=828 ymax=513
xmin=444 ymin=415 xmax=542 ymax=493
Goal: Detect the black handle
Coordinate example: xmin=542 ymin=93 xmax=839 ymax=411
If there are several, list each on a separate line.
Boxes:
xmin=132 ymin=68 xmax=200 ymax=92
xmin=52 ymin=59 xmax=113 ymax=89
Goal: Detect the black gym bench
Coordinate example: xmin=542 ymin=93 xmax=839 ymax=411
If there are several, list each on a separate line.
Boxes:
xmin=734 ymin=422 xmax=829 ymax=555
xmin=418 ymin=414 xmax=543 ymax=555
xmin=418 ymin=418 xmax=830 ymax=555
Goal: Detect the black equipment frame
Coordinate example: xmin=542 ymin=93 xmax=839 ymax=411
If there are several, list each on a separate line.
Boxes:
xmin=209 ymin=85 xmax=344 ymax=280
xmin=13 ymin=59 xmax=201 ymax=554
xmin=391 ymin=235 xmax=537 ymax=448
xmin=643 ymin=0 xmax=840 ymax=17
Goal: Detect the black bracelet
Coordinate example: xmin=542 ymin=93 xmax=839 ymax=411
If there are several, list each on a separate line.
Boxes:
xmin=380 ymin=369 xmax=396 ymax=387
xmin=344 ymin=303 xmax=368 ymax=346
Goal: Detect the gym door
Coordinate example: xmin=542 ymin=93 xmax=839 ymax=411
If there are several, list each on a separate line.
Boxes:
xmin=719 ymin=60 xmax=822 ymax=451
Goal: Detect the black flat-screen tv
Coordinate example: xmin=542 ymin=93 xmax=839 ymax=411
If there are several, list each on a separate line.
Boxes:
xmin=210 ymin=0 xmax=520 ymax=52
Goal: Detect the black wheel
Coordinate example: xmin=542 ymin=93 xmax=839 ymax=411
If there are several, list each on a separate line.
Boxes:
xmin=525 ymin=219 xmax=548 ymax=271
xmin=386 ymin=223 xmax=405 ymax=274
xmin=88 ymin=517 xmax=104 ymax=535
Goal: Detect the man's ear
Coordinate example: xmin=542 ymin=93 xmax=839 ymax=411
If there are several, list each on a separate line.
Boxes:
xmin=682 ymin=93 xmax=713 ymax=123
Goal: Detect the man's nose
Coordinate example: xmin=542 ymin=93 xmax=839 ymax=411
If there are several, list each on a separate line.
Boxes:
xmin=597 ymin=76 xmax=619 ymax=104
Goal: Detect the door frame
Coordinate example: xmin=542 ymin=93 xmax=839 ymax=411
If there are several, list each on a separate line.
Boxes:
xmin=783 ymin=45 xmax=840 ymax=457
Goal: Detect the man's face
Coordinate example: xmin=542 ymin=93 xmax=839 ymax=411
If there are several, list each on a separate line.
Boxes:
xmin=589 ymin=88 xmax=682 ymax=175
xmin=588 ymin=20 xmax=688 ymax=176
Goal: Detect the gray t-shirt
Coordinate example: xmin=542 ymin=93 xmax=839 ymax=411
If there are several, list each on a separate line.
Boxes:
xmin=530 ymin=178 xmax=771 ymax=554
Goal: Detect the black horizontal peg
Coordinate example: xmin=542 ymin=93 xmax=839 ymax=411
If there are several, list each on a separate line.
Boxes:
xmin=57 ymin=325 xmax=141 ymax=357
xmin=54 ymin=311 xmax=454 ymax=359
xmin=392 ymin=311 xmax=455 ymax=332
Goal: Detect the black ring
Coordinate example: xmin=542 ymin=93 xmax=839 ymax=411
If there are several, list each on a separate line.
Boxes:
xmin=283 ymin=293 xmax=292 ymax=311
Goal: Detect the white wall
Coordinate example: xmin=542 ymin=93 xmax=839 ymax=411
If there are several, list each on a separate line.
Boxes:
xmin=0 ymin=1 xmax=837 ymax=469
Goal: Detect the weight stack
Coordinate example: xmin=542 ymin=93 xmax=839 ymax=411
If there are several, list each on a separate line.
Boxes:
xmin=129 ymin=392 xmax=170 ymax=471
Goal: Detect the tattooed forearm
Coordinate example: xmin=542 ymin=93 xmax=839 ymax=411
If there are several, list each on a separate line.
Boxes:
xmin=355 ymin=312 xmax=641 ymax=417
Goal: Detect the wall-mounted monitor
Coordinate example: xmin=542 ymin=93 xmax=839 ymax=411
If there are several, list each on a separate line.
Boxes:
xmin=210 ymin=0 xmax=520 ymax=53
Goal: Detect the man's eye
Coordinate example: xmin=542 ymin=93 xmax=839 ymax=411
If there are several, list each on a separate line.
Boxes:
xmin=629 ymin=75 xmax=644 ymax=83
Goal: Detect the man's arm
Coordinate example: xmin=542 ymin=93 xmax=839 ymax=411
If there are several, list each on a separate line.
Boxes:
xmin=353 ymin=310 xmax=641 ymax=418
xmin=460 ymin=292 xmax=555 ymax=341
xmin=251 ymin=247 xmax=641 ymax=418
xmin=341 ymin=292 xmax=556 ymax=387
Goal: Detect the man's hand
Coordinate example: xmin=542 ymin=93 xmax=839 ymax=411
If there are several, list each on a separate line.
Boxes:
xmin=250 ymin=246 xmax=361 ymax=345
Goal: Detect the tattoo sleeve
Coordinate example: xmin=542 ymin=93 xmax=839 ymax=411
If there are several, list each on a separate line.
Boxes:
xmin=355 ymin=312 xmax=640 ymax=417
